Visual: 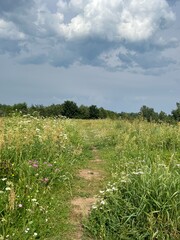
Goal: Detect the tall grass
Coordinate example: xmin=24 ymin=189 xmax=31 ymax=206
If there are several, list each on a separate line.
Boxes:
xmin=0 ymin=117 xmax=179 ymax=239
xmin=85 ymin=120 xmax=180 ymax=239
xmin=0 ymin=116 xmax=87 ymax=239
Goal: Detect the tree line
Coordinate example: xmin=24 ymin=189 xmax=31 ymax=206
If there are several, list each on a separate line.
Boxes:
xmin=0 ymin=101 xmax=180 ymax=123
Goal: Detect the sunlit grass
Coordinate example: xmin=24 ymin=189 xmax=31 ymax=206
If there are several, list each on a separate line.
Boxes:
xmin=0 ymin=116 xmax=88 ymax=239
xmin=0 ymin=117 xmax=179 ymax=239
xmin=84 ymin=120 xmax=180 ymax=240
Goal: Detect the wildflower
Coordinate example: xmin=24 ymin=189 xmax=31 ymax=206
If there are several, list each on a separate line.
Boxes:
xmin=121 ymin=179 xmax=127 ymax=183
xmin=99 ymin=190 xmax=104 ymax=194
xmin=32 ymin=164 xmax=38 ymax=168
xmin=158 ymin=164 xmax=166 ymax=167
xmin=100 ymin=200 xmax=106 ymax=205
xmin=31 ymin=198 xmax=37 ymax=202
xmin=1 ymin=178 xmax=7 ymax=181
xmin=92 ymin=205 xmax=97 ymax=209
xmin=18 ymin=204 xmax=23 ymax=208
xmin=106 ymin=188 xmax=112 ymax=192
xmin=5 ymin=187 xmax=11 ymax=191
xmin=6 ymin=181 xmax=13 ymax=186
xmin=25 ymin=228 xmax=30 ymax=233
xmin=1 ymin=217 xmax=7 ymax=222
xmin=33 ymin=232 xmax=38 ymax=237
xmin=132 ymin=171 xmax=144 ymax=175
xmin=176 ymin=164 xmax=180 ymax=167
xmin=44 ymin=177 xmax=49 ymax=182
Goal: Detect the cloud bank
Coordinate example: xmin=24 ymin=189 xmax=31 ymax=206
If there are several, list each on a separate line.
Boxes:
xmin=0 ymin=0 xmax=179 ymax=72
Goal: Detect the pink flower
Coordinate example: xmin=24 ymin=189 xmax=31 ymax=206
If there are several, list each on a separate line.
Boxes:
xmin=41 ymin=177 xmax=49 ymax=183
xmin=32 ymin=163 xmax=38 ymax=168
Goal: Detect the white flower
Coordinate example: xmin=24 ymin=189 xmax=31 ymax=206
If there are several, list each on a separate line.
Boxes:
xmin=33 ymin=232 xmax=38 ymax=237
xmin=92 ymin=205 xmax=97 ymax=209
xmin=31 ymin=198 xmax=37 ymax=202
xmin=25 ymin=228 xmax=30 ymax=233
xmin=99 ymin=190 xmax=104 ymax=194
xmin=5 ymin=187 xmax=11 ymax=191
xmin=100 ymin=200 xmax=106 ymax=205
xmin=6 ymin=181 xmax=13 ymax=186
xmin=1 ymin=178 xmax=7 ymax=181
xmin=158 ymin=164 xmax=166 ymax=167
xmin=132 ymin=171 xmax=144 ymax=175
xmin=106 ymin=188 xmax=112 ymax=192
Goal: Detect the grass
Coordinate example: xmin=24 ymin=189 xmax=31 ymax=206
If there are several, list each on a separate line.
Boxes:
xmin=0 ymin=116 xmax=89 ymax=239
xmin=84 ymin=120 xmax=180 ymax=240
xmin=0 ymin=117 xmax=179 ymax=239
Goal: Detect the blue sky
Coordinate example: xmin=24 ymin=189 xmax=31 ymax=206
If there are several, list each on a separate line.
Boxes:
xmin=0 ymin=0 xmax=180 ymax=113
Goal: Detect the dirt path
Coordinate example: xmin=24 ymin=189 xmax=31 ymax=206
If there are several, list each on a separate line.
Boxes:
xmin=70 ymin=147 xmax=105 ymax=240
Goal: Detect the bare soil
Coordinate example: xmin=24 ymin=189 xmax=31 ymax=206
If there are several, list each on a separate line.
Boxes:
xmin=70 ymin=147 xmax=104 ymax=240
xmin=71 ymin=197 xmax=97 ymax=217
xmin=78 ymin=169 xmax=103 ymax=180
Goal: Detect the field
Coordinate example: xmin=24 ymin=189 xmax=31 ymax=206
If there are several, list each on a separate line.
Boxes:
xmin=0 ymin=116 xmax=179 ymax=240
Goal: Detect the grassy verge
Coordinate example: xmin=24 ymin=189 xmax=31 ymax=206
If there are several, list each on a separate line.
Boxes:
xmin=0 ymin=118 xmax=179 ymax=239
xmin=0 ymin=117 xmax=90 ymax=239
xmin=84 ymin=120 xmax=180 ymax=239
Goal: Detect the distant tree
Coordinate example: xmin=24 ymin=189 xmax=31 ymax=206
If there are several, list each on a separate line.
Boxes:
xmin=99 ymin=107 xmax=107 ymax=119
xmin=171 ymin=102 xmax=180 ymax=121
xmin=89 ymin=105 xmax=99 ymax=119
xmin=103 ymin=109 xmax=118 ymax=119
xmin=78 ymin=105 xmax=89 ymax=119
xmin=158 ymin=111 xmax=168 ymax=122
xmin=62 ymin=101 xmax=79 ymax=118
xmin=0 ymin=104 xmax=13 ymax=116
xmin=12 ymin=102 xmax=28 ymax=114
xmin=140 ymin=105 xmax=158 ymax=122
xmin=46 ymin=104 xmax=63 ymax=117
xmin=34 ymin=105 xmax=46 ymax=117
xmin=0 ymin=109 xmax=4 ymax=117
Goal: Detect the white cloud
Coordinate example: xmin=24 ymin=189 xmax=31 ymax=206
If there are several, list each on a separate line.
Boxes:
xmin=0 ymin=19 xmax=25 ymax=40
xmin=54 ymin=0 xmax=175 ymax=42
xmin=0 ymin=0 xmax=178 ymax=72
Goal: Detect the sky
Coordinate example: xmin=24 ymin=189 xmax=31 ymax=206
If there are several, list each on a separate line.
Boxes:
xmin=0 ymin=0 xmax=180 ymax=114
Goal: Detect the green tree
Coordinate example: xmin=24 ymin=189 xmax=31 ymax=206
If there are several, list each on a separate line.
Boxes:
xmin=89 ymin=105 xmax=99 ymax=119
xmin=62 ymin=101 xmax=79 ymax=118
xmin=140 ymin=105 xmax=158 ymax=122
xmin=171 ymin=102 xmax=180 ymax=122
xmin=12 ymin=102 xmax=28 ymax=114
xmin=78 ymin=105 xmax=89 ymax=119
xmin=158 ymin=111 xmax=168 ymax=122
xmin=99 ymin=107 xmax=107 ymax=119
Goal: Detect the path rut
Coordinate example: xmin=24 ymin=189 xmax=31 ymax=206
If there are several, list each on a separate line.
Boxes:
xmin=70 ymin=147 xmax=105 ymax=240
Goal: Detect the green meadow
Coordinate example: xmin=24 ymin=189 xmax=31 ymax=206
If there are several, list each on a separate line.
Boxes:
xmin=0 ymin=116 xmax=179 ymax=239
